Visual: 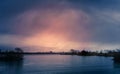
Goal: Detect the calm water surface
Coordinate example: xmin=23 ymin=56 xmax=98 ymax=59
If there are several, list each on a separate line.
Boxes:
xmin=0 ymin=55 xmax=120 ymax=74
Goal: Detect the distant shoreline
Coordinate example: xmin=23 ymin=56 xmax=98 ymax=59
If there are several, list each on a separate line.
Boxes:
xmin=0 ymin=52 xmax=114 ymax=57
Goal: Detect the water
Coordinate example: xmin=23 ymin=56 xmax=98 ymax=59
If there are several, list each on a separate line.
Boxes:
xmin=0 ymin=55 xmax=120 ymax=74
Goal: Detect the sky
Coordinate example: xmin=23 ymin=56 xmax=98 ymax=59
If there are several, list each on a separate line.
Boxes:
xmin=0 ymin=0 xmax=120 ymax=52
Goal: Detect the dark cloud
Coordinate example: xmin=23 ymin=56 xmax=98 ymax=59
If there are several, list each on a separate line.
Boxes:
xmin=0 ymin=0 xmax=67 ymax=19
xmin=0 ymin=0 xmax=120 ymax=49
xmin=0 ymin=0 xmax=69 ymax=35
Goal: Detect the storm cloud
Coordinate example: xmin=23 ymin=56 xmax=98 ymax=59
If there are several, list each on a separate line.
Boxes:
xmin=0 ymin=0 xmax=120 ymax=51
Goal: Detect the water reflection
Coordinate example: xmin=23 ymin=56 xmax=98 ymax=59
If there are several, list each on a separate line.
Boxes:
xmin=24 ymin=55 xmax=114 ymax=74
xmin=1 ymin=55 xmax=120 ymax=74
xmin=0 ymin=60 xmax=23 ymax=74
xmin=113 ymin=62 xmax=120 ymax=68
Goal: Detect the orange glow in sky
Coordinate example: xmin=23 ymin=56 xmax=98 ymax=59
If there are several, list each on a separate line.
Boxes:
xmin=21 ymin=9 xmax=91 ymax=51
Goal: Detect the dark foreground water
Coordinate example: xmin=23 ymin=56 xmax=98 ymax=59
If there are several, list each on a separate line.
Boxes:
xmin=0 ymin=55 xmax=120 ymax=74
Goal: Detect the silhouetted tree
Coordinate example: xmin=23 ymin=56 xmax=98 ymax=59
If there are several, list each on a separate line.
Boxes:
xmin=113 ymin=52 xmax=120 ymax=63
xmin=0 ymin=49 xmax=1 ymax=53
xmin=81 ymin=50 xmax=89 ymax=56
xmin=15 ymin=48 xmax=23 ymax=53
xmin=70 ymin=49 xmax=77 ymax=54
xmin=50 ymin=51 xmax=53 ymax=54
